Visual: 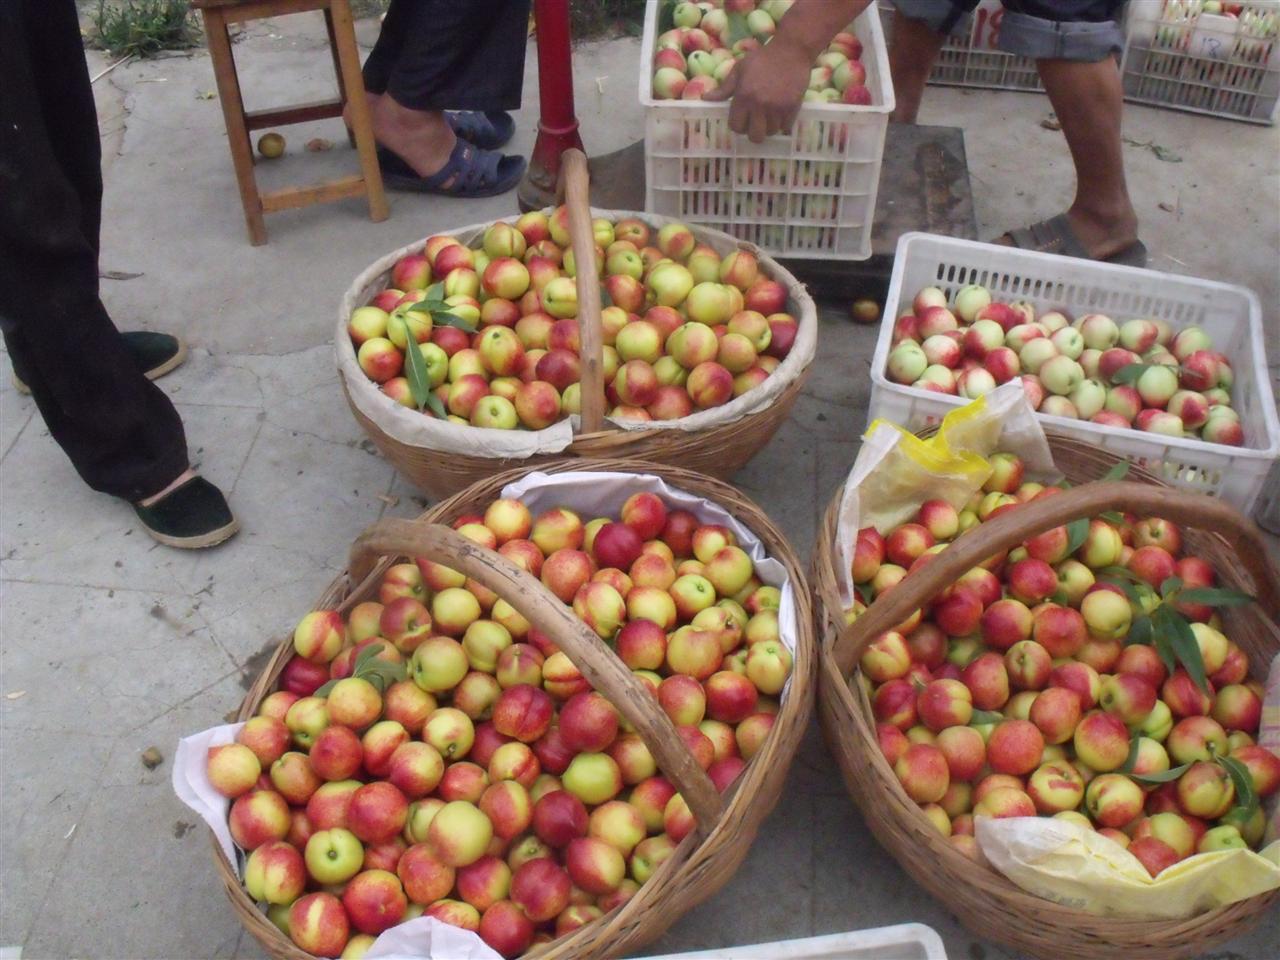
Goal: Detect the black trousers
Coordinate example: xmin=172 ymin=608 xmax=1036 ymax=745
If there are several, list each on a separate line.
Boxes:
xmin=362 ymin=0 xmax=532 ymax=112
xmin=0 ymin=0 xmax=187 ymax=501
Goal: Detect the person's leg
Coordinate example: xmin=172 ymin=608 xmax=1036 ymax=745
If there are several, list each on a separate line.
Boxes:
xmin=889 ymin=1 xmax=976 ymax=123
xmin=369 ymin=0 xmax=531 ymax=179
xmin=1 ymin=1 xmax=231 ymax=542
xmin=999 ymin=0 xmax=1137 ymax=259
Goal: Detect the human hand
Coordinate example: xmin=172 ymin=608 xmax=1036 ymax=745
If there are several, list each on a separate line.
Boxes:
xmin=703 ymin=36 xmax=814 ymax=143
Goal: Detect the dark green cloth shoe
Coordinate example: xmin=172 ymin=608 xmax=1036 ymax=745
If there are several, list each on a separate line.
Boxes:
xmin=133 ymin=475 xmax=239 ymax=549
xmin=13 ymin=331 xmax=188 ymax=394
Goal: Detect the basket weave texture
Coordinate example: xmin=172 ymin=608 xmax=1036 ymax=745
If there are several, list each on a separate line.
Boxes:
xmin=219 ymin=458 xmax=816 ymax=960
xmin=811 ymin=433 xmax=1280 ymax=960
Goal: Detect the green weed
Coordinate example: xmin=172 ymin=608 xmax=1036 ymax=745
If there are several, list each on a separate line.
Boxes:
xmin=90 ymin=0 xmax=197 ymax=59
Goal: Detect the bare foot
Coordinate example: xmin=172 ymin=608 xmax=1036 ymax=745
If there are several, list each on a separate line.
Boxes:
xmin=994 ymin=208 xmax=1139 ymax=260
xmin=370 ymin=95 xmax=458 ymax=180
xmin=341 ymin=91 xmax=379 ymax=132
xmin=139 ymin=467 xmax=196 ymax=507
xmin=1062 ymin=206 xmax=1139 ymax=260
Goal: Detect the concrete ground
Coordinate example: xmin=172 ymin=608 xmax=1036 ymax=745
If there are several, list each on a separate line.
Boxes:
xmin=1 ymin=11 xmax=1278 ymax=960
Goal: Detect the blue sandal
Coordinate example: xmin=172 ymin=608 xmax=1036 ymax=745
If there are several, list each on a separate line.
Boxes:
xmin=377 ymin=139 xmax=525 ymax=197
xmin=446 ymin=110 xmax=515 ymax=150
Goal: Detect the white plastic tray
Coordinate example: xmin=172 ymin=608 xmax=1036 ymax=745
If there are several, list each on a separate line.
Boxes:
xmin=868 ymin=233 xmax=1280 ymax=512
xmin=641 ymin=923 xmax=948 ymax=960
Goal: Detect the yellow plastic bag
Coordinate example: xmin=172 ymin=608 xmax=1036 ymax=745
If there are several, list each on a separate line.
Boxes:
xmin=976 ymin=817 xmax=1280 ymax=919
xmin=835 ymin=383 xmax=1056 ymax=606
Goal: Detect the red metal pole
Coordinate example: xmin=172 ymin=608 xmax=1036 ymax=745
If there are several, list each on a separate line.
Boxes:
xmin=518 ymin=0 xmax=585 ymax=210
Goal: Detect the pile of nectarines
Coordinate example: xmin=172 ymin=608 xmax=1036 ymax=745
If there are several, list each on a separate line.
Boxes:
xmin=852 ymin=453 xmax=1276 ymax=878
xmin=211 ymin=490 xmax=793 ymax=957
xmin=651 ymin=1 xmax=873 ymax=105
xmin=348 ymin=212 xmax=797 ymax=431
xmin=886 ymin=284 xmax=1245 ymax=446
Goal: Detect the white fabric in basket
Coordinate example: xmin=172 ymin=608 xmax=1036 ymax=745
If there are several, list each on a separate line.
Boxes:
xmin=834 ymin=383 xmax=1057 ymax=608
xmin=335 ymin=209 xmax=817 ymax=457
xmin=172 ymin=721 xmax=245 ymax=872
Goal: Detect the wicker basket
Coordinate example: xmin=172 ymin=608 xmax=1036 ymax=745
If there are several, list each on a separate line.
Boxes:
xmin=811 ymin=433 xmax=1280 ymax=960
xmin=217 ymin=458 xmax=816 ymax=960
xmin=338 ymin=150 xmax=816 ymax=500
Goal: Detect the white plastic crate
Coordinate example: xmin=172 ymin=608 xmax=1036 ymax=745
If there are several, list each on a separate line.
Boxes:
xmin=642 ymin=923 xmax=948 ymax=959
xmin=1122 ymin=1 xmax=1280 ymax=124
xmin=878 ymin=0 xmax=1044 ymax=92
xmin=639 ymin=1 xmax=895 ymax=260
xmin=869 ymin=233 xmax=1280 ymax=512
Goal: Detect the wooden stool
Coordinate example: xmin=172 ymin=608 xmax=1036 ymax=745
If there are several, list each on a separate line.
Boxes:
xmin=193 ymin=0 xmax=388 ymax=245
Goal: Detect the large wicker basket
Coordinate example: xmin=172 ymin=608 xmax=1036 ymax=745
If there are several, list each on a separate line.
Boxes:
xmin=217 ymin=458 xmax=816 ymax=960
xmin=811 ymin=434 xmax=1280 ymax=960
xmin=338 ymin=151 xmax=815 ymax=500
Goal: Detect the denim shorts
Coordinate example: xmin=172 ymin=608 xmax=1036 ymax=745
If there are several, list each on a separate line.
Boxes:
xmin=894 ymin=0 xmax=1127 ymax=62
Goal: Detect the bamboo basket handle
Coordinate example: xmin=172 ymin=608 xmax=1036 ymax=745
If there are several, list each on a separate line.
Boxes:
xmin=832 ymin=481 xmax=1280 ymax=676
xmin=558 ymin=148 xmax=606 ymax=435
xmin=349 ymin=518 xmax=724 ymax=830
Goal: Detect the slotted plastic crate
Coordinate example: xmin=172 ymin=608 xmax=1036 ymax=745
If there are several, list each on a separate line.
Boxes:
xmin=1122 ymin=1 xmax=1280 ymax=125
xmin=640 ymin=1 xmax=894 ymax=260
xmin=869 ymin=233 xmax=1280 ymax=512
xmin=878 ymin=0 xmax=1044 ymax=92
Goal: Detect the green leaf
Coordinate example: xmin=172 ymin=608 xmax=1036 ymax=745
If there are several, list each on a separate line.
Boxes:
xmin=1218 ymin=755 xmax=1258 ymax=815
xmin=1131 ymin=761 xmax=1193 ymax=784
xmin=424 ymin=282 xmax=444 ymax=302
xmin=1158 ymin=605 xmax=1208 ymax=693
xmin=314 ymin=679 xmax=338 ymax=698
xmin=403 ymin=339 xmax=434 ymax=411
xmin=433 ymin=312 xmax=477 ymax=333
xmin=1125 ymin=613 xmax=1153 ymax=647
xmin=1100 ymin=511 xmax=1126 ymax=524
xmin=1121 ymin=733 xmax=1141 ymax=773
xmin=1065 ymin=517 xmax=1090 ymax=556
xmin=422 ymin=390 xmax=447 ymax=420
xmin=1177 ymin=587 xmax=1254 ymax=607
xmin=406 ymin=299 xmax=449 ymax=315
xmin=855 ymin=582 xmax=873 ymax=606
xmin=1098 ymin=565 xmax=1145 ymax=584
xmin=1111 ymin=363 xmax=1151 ymax=385
xmin=599 ymin=283 xmax=613 ymax=308
xmin=726 ymin=11 xmax=751 ymax=44
xmin=355 ymin=642 xmax=384 ymax=666
xmin=970 ymin=709 xmax=1004 ymax=726
xmin=1101 ymin=462 xmax=1132 ymax=483
xmin=1160 ymin=576 xmax=1183 ymax=599
xmin=1153 ymin=631 xmax=1176 ymax=675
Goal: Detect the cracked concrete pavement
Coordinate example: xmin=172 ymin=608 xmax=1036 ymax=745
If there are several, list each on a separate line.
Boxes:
xmin=1 ymin=10 xmax=1278 ymax=959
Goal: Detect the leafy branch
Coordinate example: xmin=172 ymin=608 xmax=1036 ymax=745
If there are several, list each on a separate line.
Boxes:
xmin=314 ymin=642 xmax=406 ymax=698
xmin=1099 ymin=566 xmax=1252 ymax=693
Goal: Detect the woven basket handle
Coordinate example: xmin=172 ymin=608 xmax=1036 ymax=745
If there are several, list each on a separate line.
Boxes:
xmin=349 ymin=518 xmax=724 ymax=831
xmin=557 ymin=148 xmax=607 ymax=435
xmin=832 ymin=481 xmax=1280 ymax=676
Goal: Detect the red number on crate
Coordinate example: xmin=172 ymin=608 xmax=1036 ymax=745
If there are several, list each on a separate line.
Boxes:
xmin=971 ymin=3 xmax=1004 ymax=51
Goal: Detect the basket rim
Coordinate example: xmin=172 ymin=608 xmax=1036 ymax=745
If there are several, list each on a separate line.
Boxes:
xmin=216 ymin=457 xmax=818 ymax=960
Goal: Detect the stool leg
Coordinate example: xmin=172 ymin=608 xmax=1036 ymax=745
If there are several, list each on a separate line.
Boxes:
xmin=203 ymin=8 xmax=268 ymax=245
xmin=323 ymin=7 xmax=356 ymax=147
xmin=328 ymin=0 xmax=388 ymax=223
